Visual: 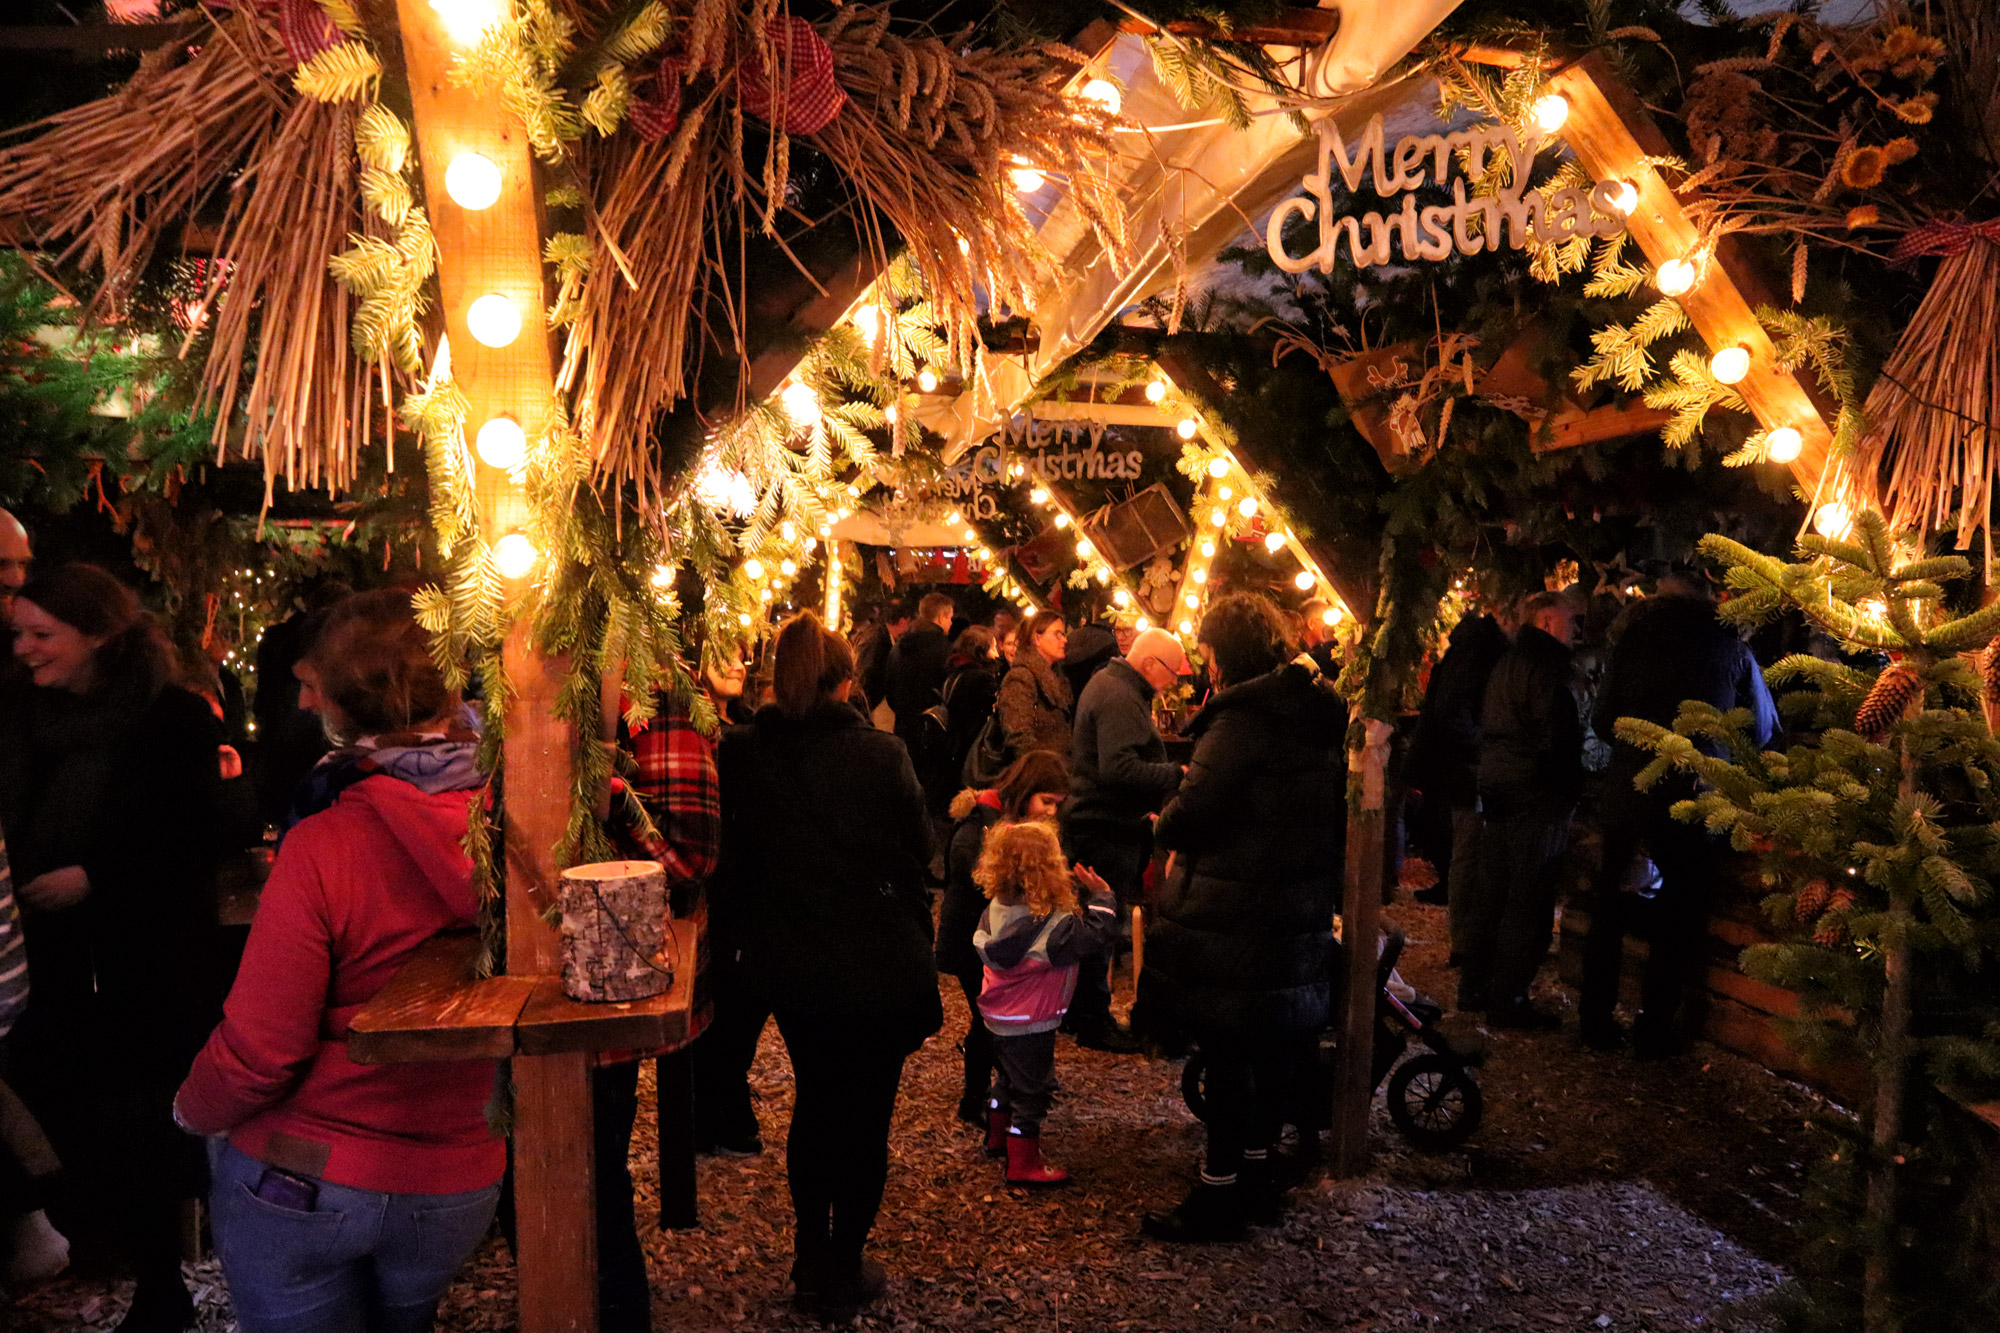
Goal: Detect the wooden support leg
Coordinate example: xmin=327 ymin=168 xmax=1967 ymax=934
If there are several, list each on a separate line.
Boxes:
xmin=656 ymin=1048 xmax=699 ymax=1231
xmin=513 ymin=1052 xmax=598 ymax=1332
xmin=1333 ymin=719 xmax=1392 ymax=1178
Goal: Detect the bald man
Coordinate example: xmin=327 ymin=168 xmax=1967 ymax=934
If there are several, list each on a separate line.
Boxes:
xmin=1062 ymin=628 xmax=1191 ymax=1051
xmin=0 ymin=508 xmax=29 ymax=627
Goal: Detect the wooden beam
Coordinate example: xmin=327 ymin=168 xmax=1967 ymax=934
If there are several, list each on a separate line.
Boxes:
xmin=1544 ymin=52 xmax=1834 ymax=488
xmin=1118 ymin=9 xmax=1340 ymax=48
xmin=1534 ymin=402 xmax=1677 ymax=453
xmin=390 ymin=2 xmax=595 ymax=1328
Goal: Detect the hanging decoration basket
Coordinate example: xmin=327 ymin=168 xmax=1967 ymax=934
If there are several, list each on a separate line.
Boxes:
xmin=556 ymin=860 xmax=676 ymax=1003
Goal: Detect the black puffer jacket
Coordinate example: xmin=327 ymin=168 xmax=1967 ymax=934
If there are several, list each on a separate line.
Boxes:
xmin=714 ymin=701 xmax=943 ymax=1049
xmin=935 ymin=789 xmax=1002 ymax=982
xmin=1476 ymin=624 xmax=1582 ymax=818
xmin=1144 ymin=662 xmax=1345 ymax=1035
xmin=1407 ymin=613 xmax=1509 ymax=807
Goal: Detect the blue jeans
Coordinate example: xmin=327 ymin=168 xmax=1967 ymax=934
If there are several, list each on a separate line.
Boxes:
xmin=209 ymin=1139 xmax=500 ymax=1333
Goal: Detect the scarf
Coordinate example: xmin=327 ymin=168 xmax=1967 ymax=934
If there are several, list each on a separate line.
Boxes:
xmin=280 ymin=710 xmax=486 ymax=837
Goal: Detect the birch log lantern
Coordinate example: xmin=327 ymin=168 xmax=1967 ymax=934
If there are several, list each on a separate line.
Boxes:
xmin=558 ymin=861 xmax=677 ymax=1003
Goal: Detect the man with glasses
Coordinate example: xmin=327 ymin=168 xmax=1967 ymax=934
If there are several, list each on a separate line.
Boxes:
xmin=1062 ymin=628 xmax=1190 ymax=1051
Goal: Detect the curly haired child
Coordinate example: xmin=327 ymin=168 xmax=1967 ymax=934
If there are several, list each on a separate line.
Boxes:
xmin=971 ymin=820 xmax=1119 ymax=1186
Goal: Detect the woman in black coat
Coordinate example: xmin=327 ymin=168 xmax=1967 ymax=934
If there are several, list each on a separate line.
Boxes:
xmin=935 ymin=749 xmax=1070 ymax=1125
xmin=714 ymin=613 xmax=941 ymax=1322
xmin=0 ymin=563 xmax=222 ymax=1331
xmin=1140 ymin=593 xmax=1345 ymax=1244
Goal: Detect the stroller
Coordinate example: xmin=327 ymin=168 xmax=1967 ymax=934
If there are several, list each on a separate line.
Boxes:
xmin=1180 ymin=929 xmax=1484 ymax=1153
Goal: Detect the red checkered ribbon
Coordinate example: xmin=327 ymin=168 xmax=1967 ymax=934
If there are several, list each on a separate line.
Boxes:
xmin=738 ymin=15 xmax=846 ymax=136
xmin=1891 ymin=216 xmax=2000 ymax=264
xmin=629 ymin=53 xmax=687 ymax=143
xmin=267 ymin=0 xmax=342 ymax=65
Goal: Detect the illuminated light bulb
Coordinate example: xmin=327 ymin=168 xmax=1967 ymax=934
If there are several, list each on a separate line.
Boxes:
xmin=1654 ymin=258 xmax=1698 ymax=297
xmin=1114 ymin=589 xmax=1131 ymax=607
xmin=1136 ymin=616 xmax=1150 ymax=631
xmin=963 ymin=528 xmax=978 ymax=542
xmin=466 ymin=293 xmax=522 ymax=347
xmin=1177 ymin=417 xmax=1199 ymax=440
xmin=852 ymin=303 xmax=882 ymax=346
xmin=744 ymin=559 xmax=764 ymax=580
xmin=444 ymin=153 xmax=502 ymax=210
xmin=1199 ymin=540 xmax=1216 ymax=558
xmin=946 ymin=511 xmax=962 ymax=525
xmin=780 ymin=521 xmax=797 ymax=541
xmin=1295 ymin=571 xmax=1315 ymax=591
xmin=738 ymin=613 xmax=753 ymax=627
xmin=817 ymin=524 xmax=832 ymax=538
xmin=1710 ymin=346 xmax=1751 ymax=385
xmin=1179 ymin=619 xmax=1194 ymax=635
xmin=1096 ymin=567 xmax=1111 ymax=584
xmin=1054 ymin=513 xmax=1072 ymax=529
xmin=1609 ymin=180 xmax=1639 ymax=214
xmin=1010 ymin=165 xmax=1046 ymax=192
xmin=1206 ymin=456 xmax=1229 ymax=479
xmin=431 ymin=0 xmax=501 ymax=46
xmin=651 ymin=565 xmax=673 ymax=588
xmin=474 ymin=415 xmax=527 ymax=471
xmin=1146 ymin=380 xmax=1167 ymax=404
xmin=1265 ymin=531 xmax=1286 ymax=553
xmin=916 ymin=368 xmax=939 ymax=393
xmin=1209 ymin=509 xmax=1227 ymax=528
xmin=1531 ymin=92 xmax=1570 ymax=133
xmin=976 ymin=547 xmax=992 ymax=560
xmin=1218 ymin=486 xmax=1234 ymax=501
xmin=1191 ymin=568 xmax=1207 ymax=584
xmin=956 ymin=234 xmax=971 ymax=256
xmin=1080 ymin=78 xmax=1121 ymax=115
xmin=1814 ymin=500 xmax=1852 ymax=538
xmin=759 ymin=588 xmax=772 ymax=603
xmin=780 ymin=560 xmax=797 ymax=577
xmin=493 ymin=532 xmax=538 ymax=579
xmin=1238 ymin=496 xmax=1258 ymax=519
xmin=1184 ymin=593 xmax=1199 ymax=608
xmin=1766 ymin=426 xmax=1804 ymax=464
xmin=1030 ymin=487 xmax=1050 ymax=505
xmin=1075 ymin=539 xmax=1093 ymax=558
xmin=884 ymin=403 xmax=899 ymax=426
xmin=780 ymin=381 xmax=821 ymax=427
xmin=1322 ymin=607 xmax=1342 ymax=626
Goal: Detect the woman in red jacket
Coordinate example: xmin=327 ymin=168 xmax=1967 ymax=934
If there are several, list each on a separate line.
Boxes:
xmin=175 ymin=591 xmax=499 ymax=1333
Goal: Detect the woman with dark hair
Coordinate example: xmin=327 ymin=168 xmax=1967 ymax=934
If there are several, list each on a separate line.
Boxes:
xmin=714 ymin=612 xmax=940 ymax=1321
xmin=996 ymin=610 xmax=1072 ymax=760
xmin=936 ymin=749 xmax=1070 ymax=1126
xmin=0 ymin=563 xmax=223 ymax=1332
xmin=174 ymin=590 xmax=499 ymax=1333
xmin=1139 ymin=592 xmax=1345 ymax=1244
xmin=932 ymin=625 xmax=1003 ymax=806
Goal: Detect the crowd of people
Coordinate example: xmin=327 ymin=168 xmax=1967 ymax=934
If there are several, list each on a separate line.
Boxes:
xmin=0 ymin=496 xmax=1794 ymax=1331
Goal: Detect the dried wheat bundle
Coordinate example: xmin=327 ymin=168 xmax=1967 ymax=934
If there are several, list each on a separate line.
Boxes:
xmin=576 ymin=2 xmax=1124 ymax=493
xmin=0 ymin=9 xmax=378 ymax=502
xmin=1856 ymin=237 xmax=2000 ymax=555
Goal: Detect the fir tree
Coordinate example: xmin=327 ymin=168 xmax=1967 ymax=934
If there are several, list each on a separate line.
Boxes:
xmin=1617 ymin=508 xmax=2000 ymax=1332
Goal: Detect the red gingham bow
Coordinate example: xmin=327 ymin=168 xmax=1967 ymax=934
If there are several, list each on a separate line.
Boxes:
xmin=267 ymin=0 xmax=342 ymax=65
xmin=1890 ymin=216 xmax=2000 ymax=264
xmin=738 ymin=15 xmax=846 ymax=136
xmin=629 ymin=53 xmax=687 ymax=143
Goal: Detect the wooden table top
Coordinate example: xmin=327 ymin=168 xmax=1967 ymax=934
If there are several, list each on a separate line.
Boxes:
xmin=345 ymin=922 xmax=695 ymax=1065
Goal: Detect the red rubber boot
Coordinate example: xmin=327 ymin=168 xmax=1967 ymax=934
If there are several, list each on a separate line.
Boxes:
xmin=985 ymin=1106 xmax=1011 ymax=1158
xmin=1004 ymin=1132 xmax=1071 ymax=1187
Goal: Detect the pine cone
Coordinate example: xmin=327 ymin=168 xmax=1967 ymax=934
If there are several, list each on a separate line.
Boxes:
xmin=1794 ymin=877 xmax=1831 ymax=921
xmin=1826 ymin=887 xmax=1857 ymax=915
xmin=1983 ymin=637 xmax=2000 ymax=705
xmin=1814 ymin=917 xmax=1847 ymax=947
xmin=1855 ymin=663 xmax=1924 ymax=740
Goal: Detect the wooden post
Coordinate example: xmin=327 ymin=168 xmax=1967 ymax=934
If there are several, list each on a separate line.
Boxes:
xmin=1332 ymin=716 xmax=1392 ymax=1176
xmin=391 ymin=3 xmax=597 ymax=1327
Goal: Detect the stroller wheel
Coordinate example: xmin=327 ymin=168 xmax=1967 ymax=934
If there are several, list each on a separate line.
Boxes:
xmin=1385 ymin=1053 xmax=1482 ymax=1152
xmin=1181 ymin=1054 xmax=1208 ymax=1122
